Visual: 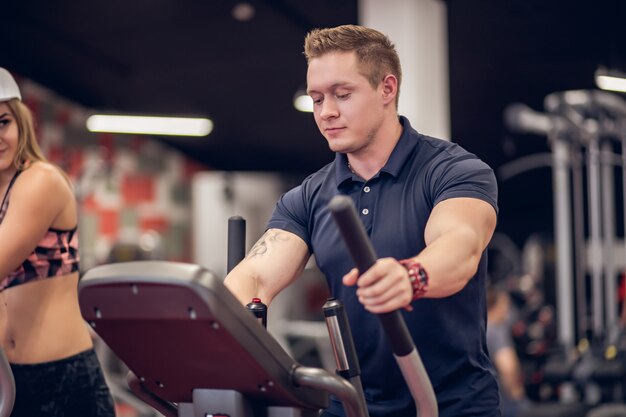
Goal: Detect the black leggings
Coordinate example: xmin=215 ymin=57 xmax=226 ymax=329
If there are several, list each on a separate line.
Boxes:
xmin=10 ymin=348 xmax=115 ymax=417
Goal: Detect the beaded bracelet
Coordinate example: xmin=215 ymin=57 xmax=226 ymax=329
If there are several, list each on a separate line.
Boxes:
xmin=399 ymin=258 xmax=429 ymax=305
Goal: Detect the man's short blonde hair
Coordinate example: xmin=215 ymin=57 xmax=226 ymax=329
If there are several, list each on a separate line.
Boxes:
xmin=304 ymin=25 xmax=402 ymax=107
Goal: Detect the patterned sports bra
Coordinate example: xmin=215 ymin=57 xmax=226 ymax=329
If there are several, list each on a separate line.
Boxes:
xmin=0 ymin=170 xmax=80 ymax=290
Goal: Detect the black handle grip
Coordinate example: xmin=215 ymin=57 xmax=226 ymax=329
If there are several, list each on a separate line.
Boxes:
xmin=328 ymin=195 xmax=414 ymax=357
xmin=227 ymin=216 xmax=246 ymax=274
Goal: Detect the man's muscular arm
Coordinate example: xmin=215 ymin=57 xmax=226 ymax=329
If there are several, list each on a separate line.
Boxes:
xmin=224 ymin=228 xmax=310 ymax=305
xmin=344 ymin=197 xmax=496 ymax=312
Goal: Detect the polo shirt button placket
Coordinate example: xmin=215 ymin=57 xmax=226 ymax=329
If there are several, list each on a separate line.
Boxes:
xmin=360 ymin=183 xmax=372 ymax=232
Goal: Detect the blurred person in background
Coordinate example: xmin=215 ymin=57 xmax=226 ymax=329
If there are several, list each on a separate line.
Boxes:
xmin=487 ymin=285 xmax=531 ymax=417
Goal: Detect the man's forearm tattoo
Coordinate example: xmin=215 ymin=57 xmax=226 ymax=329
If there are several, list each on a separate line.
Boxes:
xmin=247 ymin=230 xmax=290 ymax=259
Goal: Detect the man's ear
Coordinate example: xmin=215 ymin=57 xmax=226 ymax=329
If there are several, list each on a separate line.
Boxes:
xmin=381 ymin=74 xmax=398 ymax=105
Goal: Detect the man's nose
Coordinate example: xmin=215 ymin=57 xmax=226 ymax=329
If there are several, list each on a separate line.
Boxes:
xmin=320 ymin=99 xmax=339 ymax=119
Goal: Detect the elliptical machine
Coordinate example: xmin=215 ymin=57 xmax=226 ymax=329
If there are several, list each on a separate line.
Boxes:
xmin=78 ymin=197 xmax=438 ymax=417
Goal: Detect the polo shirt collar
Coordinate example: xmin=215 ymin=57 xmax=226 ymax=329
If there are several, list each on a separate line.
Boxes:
xmin=334 ymin=116 xmax=418 ymax=187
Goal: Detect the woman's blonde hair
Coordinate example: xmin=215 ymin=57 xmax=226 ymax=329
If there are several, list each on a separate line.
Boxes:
xmin=5 ymin=98 xmax=48 ymax=170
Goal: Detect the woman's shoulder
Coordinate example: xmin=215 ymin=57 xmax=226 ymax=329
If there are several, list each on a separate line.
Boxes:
xmin=15 ymin=161 xmax=72 ymax=194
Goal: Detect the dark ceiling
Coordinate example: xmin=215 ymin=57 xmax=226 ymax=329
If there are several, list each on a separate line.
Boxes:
xmin=4 ymin=0 xmax=358 ymax=172
xmin=446 ymin=0 xmax=626 ymax=244
xmin=4 ymin=0 xmax=626 ymax=245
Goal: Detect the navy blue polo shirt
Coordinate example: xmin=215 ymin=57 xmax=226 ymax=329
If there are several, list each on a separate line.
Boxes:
xmin=267 ymin=117 xmax=500 ymax=417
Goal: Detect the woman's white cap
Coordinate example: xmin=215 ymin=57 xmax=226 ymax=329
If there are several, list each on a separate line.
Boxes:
xmin=0 ymin=68 xmax=22 ymax=102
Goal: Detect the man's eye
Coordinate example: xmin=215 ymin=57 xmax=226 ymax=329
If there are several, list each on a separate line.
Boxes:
xmin=337 ymin=93 xmax=350 ymax=100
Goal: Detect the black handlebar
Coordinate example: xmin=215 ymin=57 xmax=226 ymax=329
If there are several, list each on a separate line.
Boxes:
xmin=328 ymin=195 xmax=414 ymax=357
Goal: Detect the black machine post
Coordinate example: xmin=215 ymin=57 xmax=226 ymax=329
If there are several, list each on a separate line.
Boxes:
xmin=227 ymin=215 xmax=269 ymax=328
xmin=227 ymin=215 xmax=246 ymax=274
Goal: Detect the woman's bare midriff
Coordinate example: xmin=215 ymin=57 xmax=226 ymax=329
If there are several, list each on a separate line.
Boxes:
xmin=0 ymin=272 xmax=93 ymax=364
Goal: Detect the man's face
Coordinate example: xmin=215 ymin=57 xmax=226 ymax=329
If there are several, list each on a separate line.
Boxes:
xmin=306 ymin=51 xmax=386 ymax=154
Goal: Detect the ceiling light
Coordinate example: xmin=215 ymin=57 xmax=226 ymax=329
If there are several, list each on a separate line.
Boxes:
xmin=293 ymin=90 xmax=313 ymax=113
xmin=86 ymin=115 xmax=213 ymax=136
xmin=232 ymin=2 xmax=255 ymax=22
xmin=595 ymin=67 xmax=626 ymax=93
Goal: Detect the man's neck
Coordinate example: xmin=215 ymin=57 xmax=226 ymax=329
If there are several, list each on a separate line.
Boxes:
xmin=347 ymin=116 xmax=403 ymax=181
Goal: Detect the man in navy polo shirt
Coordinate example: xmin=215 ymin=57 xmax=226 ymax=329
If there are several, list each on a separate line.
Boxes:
xmin=225 ymin=24 xmax=500 ymax=417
